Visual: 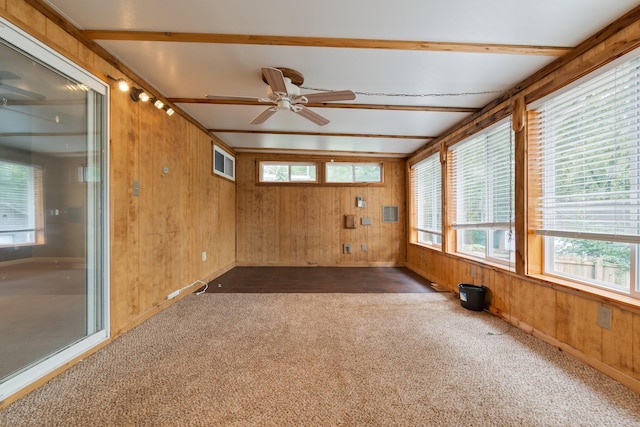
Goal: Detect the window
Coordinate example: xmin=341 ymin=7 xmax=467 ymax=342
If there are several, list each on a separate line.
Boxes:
xmin=0 ymin=16 xmax=108 ymax=402
xmin=530 ymin=52 xmax=640 ymax=297
xmin=325 ymin=162 xmax=382 ymax=183
xmin=450 ymin=120 xmax=515 ymax=265
xmin=0 ymin=161 xmax=43 ymax=246
xmin=213 ymin=145 xmax=235 ymax=181
xmin=259 ymin=161 xmax=317 ymax=183
xmin=411 ymin=153 xmax=442 ymax=246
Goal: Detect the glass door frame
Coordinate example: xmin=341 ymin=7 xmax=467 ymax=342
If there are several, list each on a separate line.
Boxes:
xmin=0 ymin=17 xmax=110 ymax=401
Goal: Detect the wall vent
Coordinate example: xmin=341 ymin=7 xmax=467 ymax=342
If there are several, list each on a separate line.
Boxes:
xmin=382 ymin=206 xmax=399 ymax=223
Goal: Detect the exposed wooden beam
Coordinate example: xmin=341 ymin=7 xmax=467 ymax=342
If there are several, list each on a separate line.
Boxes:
xmin=82 ymin=31 xmax=572 ymax=56
xmin=210 ymin=129 xmax=435 ymax=140
xmin=169 ymin=97 xmax=479 ymax=113
xmin=233 ymin=147 xmax=409 ymax=158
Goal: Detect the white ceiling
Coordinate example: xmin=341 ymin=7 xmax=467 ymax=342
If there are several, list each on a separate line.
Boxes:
xmin=45 ymin=0 xmax=640 ymax=157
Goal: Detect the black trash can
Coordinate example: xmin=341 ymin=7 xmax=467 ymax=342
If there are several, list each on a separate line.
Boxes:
xmin=458 ymin=284 xmax=487 ymax=311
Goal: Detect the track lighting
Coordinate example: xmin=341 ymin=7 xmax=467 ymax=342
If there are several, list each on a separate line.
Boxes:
xmin=130 ymin=87 xmax=149 ymax=102
xmin=107 ymin=75 xmax=130 ymax=92
xmin=153 ymin=98 xmax=164 ymax=109
xmin=116 ymin=79 xmax=129 ymax=92
xmin=107 ymin=75 xmax=173 ymax=117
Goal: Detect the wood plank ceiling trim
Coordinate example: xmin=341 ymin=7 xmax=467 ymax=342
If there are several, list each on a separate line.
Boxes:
xmin=82 ymin=31 xmax=573 ymax=56
xmin=170 ymin=98 xmax=479 ymax=113
xmin=210 ymin=129 xmax=436 ymax=140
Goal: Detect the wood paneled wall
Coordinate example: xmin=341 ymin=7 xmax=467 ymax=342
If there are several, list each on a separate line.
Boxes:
xmin=407 ymin=248 xmax=640 ymax=392
xmin=406 ymin=7 xmax=640 ymax=393
xmin=109 ymin=92 xmax=236 ymax=335
xmin=0 ymin=1 xmax=236 ymax=338
xmin=236 ymin=153 xmax=405 ymax=266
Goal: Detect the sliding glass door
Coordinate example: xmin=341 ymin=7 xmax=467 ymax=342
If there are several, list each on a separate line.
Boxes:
xmin=0 ymin=18 xmax=108 ymax=399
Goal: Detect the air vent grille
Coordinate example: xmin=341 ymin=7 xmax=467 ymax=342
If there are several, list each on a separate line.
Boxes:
xmin=382 ymin=206 xmax=399 ymax=223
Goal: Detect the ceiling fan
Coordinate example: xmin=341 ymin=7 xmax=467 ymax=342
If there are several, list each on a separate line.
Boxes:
xmin=206 ymin=67 xmax=356 ymax=126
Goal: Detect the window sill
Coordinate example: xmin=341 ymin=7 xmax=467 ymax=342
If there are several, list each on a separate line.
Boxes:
xmin=409 ymin=241 xmax=442 ymax=251
xmin=527 ymin=273 xmax=640 ymax=313
xmin=452 ymin=251 xmax=515 ymax=273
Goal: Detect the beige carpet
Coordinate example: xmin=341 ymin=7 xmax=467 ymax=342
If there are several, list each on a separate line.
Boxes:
xmin=1 ymin=292 xmax=640 ymax=426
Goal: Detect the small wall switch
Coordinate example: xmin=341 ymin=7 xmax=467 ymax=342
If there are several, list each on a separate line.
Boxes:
xmin=163 ymin=166 xmax=169 ymax=174
xmin=597 ymin=305 xmax=612 ymax=330
xmin=361 ymin=244 xmax=367 ymax=252
xmin=132 ymin=181 xmax=140 ymax=197
xmin=343 ymin=243 xmax=351 ymax=254
xmin=201 ymin=251 xmax=207 ymax=262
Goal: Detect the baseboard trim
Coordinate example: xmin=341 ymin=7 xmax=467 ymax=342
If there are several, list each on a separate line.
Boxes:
xmin=499 ymin=314 xmax=640 ymax=395
xmin=111 ymin=263 xmax=237 ymax=338
xmin=235 ymin=262 xmax=406 ymax=268
xmin=405 ymin=263 xmax=640 ymax=395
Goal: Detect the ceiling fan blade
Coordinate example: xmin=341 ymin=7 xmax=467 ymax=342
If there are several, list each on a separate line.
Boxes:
xmin=295 ymin=105 xmax=329 ymax=126
xmin=250 ymin=107 xmax=277 ymax=125
xmin=261 ymin=67 xmax=288 ymax=94
xmin=302 ymin=90 xmax=356 ymax=103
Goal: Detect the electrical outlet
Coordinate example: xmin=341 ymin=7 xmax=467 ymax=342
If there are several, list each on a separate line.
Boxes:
xmin=201 ymin=251 xmax=207 ymax=262
xmin=597 ymin=305 xmax=612 ymax=330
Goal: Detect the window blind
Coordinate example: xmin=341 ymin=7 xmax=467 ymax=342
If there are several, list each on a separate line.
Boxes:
xmin=411 ymin=153 xmax=441 ymax=236
xmin=0 ymin=160 xmax=42 ymax=244
xmin=530 ymin=55 xmax=640 ymax=242
xmin=450 ymin=120 xmax=514 ymax=229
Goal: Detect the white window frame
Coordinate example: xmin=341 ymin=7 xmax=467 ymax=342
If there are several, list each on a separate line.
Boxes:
xmin=213 ymin=144 xmax=235 ymax=181
xmin=325 ymin=162 xmax=382 ymax=183
xmin=410 ymin=153 xmax=442 ymax=248
xmin=0 ymin=16 xmax=110 ymax=403
xmin=259 ymin=161 xmax=318 ymax=183
xmin=449 ymin=119 xmax=515 ymax=267
xmin=529 ymin=49 xmax=640 ymax=299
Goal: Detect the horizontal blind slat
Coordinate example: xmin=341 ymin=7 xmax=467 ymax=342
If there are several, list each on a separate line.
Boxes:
xmin=531 ymin=55 xmax=640 ymax=236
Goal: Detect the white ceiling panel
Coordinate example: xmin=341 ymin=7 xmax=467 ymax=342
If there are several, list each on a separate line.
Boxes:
xmin=41 ymin=0 xmax=640 ymax=157
xmin=100 ymin=41 xmax=555 ymax=103
xmin=49 ymin=0 xmax=639 ymax=46
xmin=181 ymin=104 xmax=469 ymax=137
xmin=217 ymin=133 xmax=427 ymax=157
